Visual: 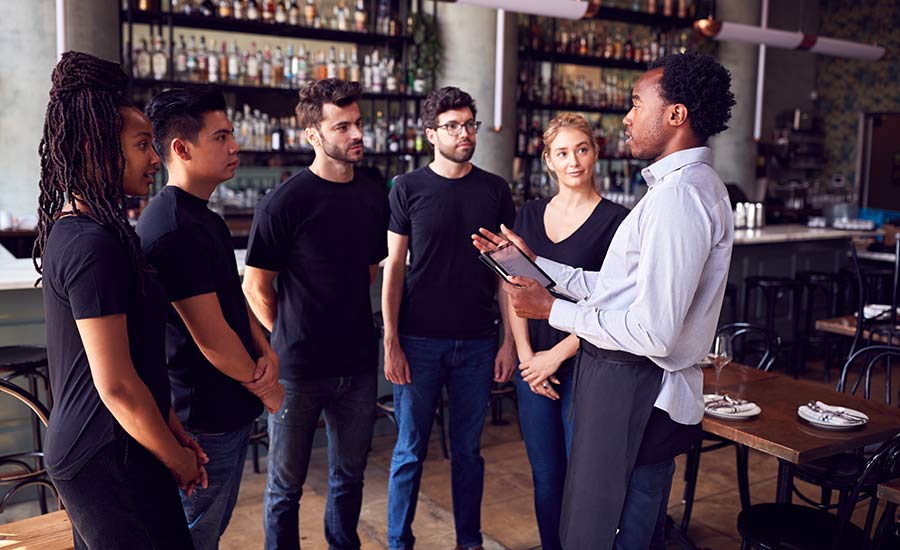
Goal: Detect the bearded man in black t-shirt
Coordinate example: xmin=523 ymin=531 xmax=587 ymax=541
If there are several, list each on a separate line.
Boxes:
xmin=382 ymin=87 xmax=517 ymax=550
xmin=138 ymin=88 xmax=285 ymax=550
xmin=243 ymin=79 xmax=389 ymax=550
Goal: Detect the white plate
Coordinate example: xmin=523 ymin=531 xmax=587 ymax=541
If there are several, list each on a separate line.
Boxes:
xmin=705 ymin=403 xmax=761 ymax=420
xmin=704 ymin=394 xmax=761 ymax=420
xmin=797 ymin=404 xmax=869 ymax=430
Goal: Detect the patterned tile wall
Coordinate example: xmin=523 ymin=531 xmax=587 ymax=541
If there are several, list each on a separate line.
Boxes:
xmin=816 ymin=0 xmax=900 ymax=184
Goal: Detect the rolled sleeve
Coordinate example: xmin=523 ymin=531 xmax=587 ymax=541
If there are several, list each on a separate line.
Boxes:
xmin=548 ymin=299 xmax=579 ymax=333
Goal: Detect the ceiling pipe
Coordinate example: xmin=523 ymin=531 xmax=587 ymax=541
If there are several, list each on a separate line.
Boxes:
xmin=56 ymin=0 xmax=67 ymax=60
xmin=492 ymin=9 xmax=505 ymax=132
xmin=753 ymin=0 xmax=768 ymax=142
xmin=694 ymin=18 xmax=885 ymax=61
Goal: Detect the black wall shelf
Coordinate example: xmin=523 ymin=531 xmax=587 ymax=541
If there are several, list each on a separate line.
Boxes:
xmin=123 ymin=10 xmax=410 ymax=45
xmin=131 ymin=78 xmax=425 ymax=102
xmin=520 ymin=51 xmax=647 ymax=72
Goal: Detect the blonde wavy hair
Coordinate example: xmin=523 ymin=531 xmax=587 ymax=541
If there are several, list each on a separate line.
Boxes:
xmin=541 ymin=113 xmax=598 ymax=183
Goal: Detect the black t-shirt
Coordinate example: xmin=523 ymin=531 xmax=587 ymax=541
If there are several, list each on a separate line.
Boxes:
xmin=41 ymin=216 xmax=171 ymax=480
xmin=389 ymin=165 xmax=517 ymax=339
xmin=245 ymin=168 xmax=389 ymax=381
xmin=513 ymin=197 xmax=629 ymax=363
xmin=137 ymin=186 xmax=263 ymax=433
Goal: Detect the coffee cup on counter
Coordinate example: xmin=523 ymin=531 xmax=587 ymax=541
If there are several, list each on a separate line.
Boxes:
xmin=734 ymin=202 xmax=765 ymax=229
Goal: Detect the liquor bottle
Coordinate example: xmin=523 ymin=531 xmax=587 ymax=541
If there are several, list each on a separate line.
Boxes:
xmin=262 ymin=0 xmax=275 ymax=21
xmin=272 ymin=46 xmax=285 ymax=87
xmin=134 ymin=38 xmax=152 ymax=79
xmin=387 ymin=121 xmax=400 ymax=153
xmin=174 ymin=35 xmax=188 ymax=80
xmin=587 ymin=21 xmax=597 ymax=55
xmin=303 ymin=0 xmax=317 ymax=26
xmin=528 ymin=118 xmax=542 ymax=156
xmin=603 ymin=32 xmax=614 ymax=59
xmin=516 ymin=116 xmax=527 ymax=156
xmin=261 ymin=46 xmax=273 ymax=86
xmin=414 ymin=117 xmax=424 ymax=152
xmin=219 ymin=40 xmax=229 ymax=82
xmin=233 ymin=0 xmax=245 ymax=19
xmin=288 ymin=1 xmax=300 ymax=24
xmin=633 ymin=39 xmax=642 ymax=63
xmin=271 ymin=118 xmax=284 ymax=151
xmin=185 ymin=35 xmax=198 ymax=80
xmin=385 ymin=59 xmax=397 ymax=93
xmin=228 ymin=40 xmax=241 ymax=83
xmin=199 ymin=0 xmax=216 ymax=16
xmin=412 ymin=68 xmax=426 ymax=94
xmin=246 ymin=42 xmax=260 ymax=85
xmin=354 ymin=0 xmax=367 ymax=31
xmin=247 ymin=0 xmax=260 ymax=20
xmin=335 ymin=0 xmax=349 ymax=30
xmin=326 ymin=47 xmax=337 ymax=79
xmin=218 ymin=0 xmax=232 ymax=17
xmin=349 ymin=49 xmax=360 ymax=82
xmin=362 ymin=54 xmax=373 ymax=90
xmin=678 ymin=0 xmax=688 ymax=18
xmin=646 ymin=0 xmax=656 ymax=14
xmin=337 ymin=48 xmax=349 ymax=80
xmin=374 ymin=111 xmax=387 ymax=152
xmin=275 ymin=0 xmax=287 ymax=23
xmin=207 ymin=40 xmax=220 ymax=82
xmin=371 ymin=51 xmax=383 ymax=92
xmin=151 ymin=31 xmax=168 ymax=81
xmin=196 ymin=36 xmax=209 ymax=81
xmin=624 ymin=33 xmax=634 ymax=61
xmin=295 ymin=44 xmax=309 ymax=86
xmin=663 ymin=0 xmax=673 ymax=17
xmin=283 ymin=44 xmax=294 ymax=86
xmin=313 ymin=49 xmax=326 ymax=80
xmin=613 ymin=30 xmax=624 ymax=59
xmin=376 ymin=0 xmax=390 ymax=35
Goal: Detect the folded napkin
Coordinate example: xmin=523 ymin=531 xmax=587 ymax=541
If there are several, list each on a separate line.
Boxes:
xmin=706 ymin=402 xmax=758 ymax=414
xmin=800 ymin=401 xmax=867 ymax=425
xmin=862 ymin=304 xmax=900 ymax=320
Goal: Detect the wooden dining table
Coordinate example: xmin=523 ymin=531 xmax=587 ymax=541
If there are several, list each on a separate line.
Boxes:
xmin=0 ymin=509 xmax=73 ymax=549
xmin=702 ymin=363 xmax=900 ymax=503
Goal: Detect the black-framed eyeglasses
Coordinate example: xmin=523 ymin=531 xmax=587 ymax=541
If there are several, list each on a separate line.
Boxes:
xmin=434 ymin=121 xmax=482 ymax=136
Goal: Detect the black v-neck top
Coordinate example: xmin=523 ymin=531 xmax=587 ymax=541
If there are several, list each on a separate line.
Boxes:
xmin=513 ymin=196 xmax=629 ymax=359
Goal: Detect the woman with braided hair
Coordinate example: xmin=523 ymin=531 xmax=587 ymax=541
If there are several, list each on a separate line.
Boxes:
xmin=34 ymin=51 xmax=205 ymax=549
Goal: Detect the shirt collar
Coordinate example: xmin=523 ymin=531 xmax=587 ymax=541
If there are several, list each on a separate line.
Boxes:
xmin=641 ymin=146 xmax=713 ymax=188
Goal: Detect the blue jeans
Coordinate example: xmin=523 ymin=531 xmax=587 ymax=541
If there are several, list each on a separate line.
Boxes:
xmin=180 ymin=422 xmax=253 ymax=550
xmin=514 ymin=361 xmax=574 ymax=550
xmin=614 ymin=459 xmax=676 ymax=550
xmin=387 ymin=335 xmax=497 ymax=550
xmin=263 ymin=374 xmax=376 ymax=550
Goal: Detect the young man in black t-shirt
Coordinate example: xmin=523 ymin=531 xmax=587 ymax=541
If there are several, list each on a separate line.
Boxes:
xmin=243 ymin=79 xmax=389 ymax=550
xmin=137 ymin=88 xmax=285 ymax=550
xmin=382 ymin=87 xmax=517 ymax=550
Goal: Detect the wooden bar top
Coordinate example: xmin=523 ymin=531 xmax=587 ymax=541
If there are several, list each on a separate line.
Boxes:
xmin=815 ymin=315 xmax=897 ymax=343
xmin=702 ymin=364 xmax=900 ymax=464
xmin=877 ymin=478 xmax=900 ymax=505
xmin=0 ymin=510 xmax=73 ymax=550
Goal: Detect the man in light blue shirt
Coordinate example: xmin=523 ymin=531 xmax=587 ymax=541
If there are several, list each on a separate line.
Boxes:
xmin=473 ymin=52 xmax=736 ymax=550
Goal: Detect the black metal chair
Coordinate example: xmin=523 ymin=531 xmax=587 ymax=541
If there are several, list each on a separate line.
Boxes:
xmin=795 ymin=270 xmax=849 ymax=381
xmin=742 ymin=277 xmax=804 ymax=375
xmin=737 ymin=432 xmax=900 ymax=550
xmin=0 ymin=378 xmax=58 ymax=514
xmin=788 ymin=345 xmax=900 ymax=518
xmin=680 ymin=323 xmax=780 ymax=533
xmin=847 ymin=240 xmax=900 ymax=357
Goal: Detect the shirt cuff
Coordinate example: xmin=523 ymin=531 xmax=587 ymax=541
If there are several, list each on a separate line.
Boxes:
xmin=536 ymin=256 xmax=564 ymax=280
xmin=548 ymin=299 xmax=579 ymax=334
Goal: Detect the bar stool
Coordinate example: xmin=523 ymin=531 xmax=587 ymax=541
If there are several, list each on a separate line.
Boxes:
xmin=722 ymin=282 xmax=739 ymax=324
xmin=742 ymin=276 xmax=804 ymax=375
xmin=795 ymin=271 xmax=848 ymax=382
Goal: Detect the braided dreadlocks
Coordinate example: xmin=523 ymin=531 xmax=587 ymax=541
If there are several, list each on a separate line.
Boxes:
xmin=33 ymin=51 xmax=151 ymax=285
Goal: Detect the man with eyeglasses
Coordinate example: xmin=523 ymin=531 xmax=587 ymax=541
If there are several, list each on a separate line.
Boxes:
xmin=382 ymin=86 xmax=517 ymax=550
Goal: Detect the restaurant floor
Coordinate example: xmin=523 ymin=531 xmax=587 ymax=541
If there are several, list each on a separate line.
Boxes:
xmin=215 ymin=361 xmax=899 ymax=550
xmin=1 ymin=362 xmax=894 ymax=548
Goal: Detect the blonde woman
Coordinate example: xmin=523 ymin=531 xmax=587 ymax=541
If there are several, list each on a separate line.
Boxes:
xmin=510 ymin=113 xmax=629 ymax=550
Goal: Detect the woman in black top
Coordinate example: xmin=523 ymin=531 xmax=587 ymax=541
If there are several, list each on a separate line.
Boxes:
xmin=34 ymin=52 xmax=204 ymax=549
xmin=510 ymin=113 xmax=629 ymax=550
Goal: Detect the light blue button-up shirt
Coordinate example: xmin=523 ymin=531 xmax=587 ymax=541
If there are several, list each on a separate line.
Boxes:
xmin=537 ymin=146 xmax=734 ymax=425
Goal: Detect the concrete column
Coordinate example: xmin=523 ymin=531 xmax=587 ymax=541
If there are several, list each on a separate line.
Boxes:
xmin=709 ymin=0 xmax=760 ymax=198
xmin=0 ymin=0 xmax=118 ymax=222
xmin=434 ymin=3 xmax=517 ymax=183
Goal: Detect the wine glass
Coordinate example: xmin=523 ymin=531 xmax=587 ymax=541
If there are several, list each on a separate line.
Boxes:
xmin=709 ymin=335 xmax=733 ymax=397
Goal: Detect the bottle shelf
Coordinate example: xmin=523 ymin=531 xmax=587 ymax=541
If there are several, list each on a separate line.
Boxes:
xmin=515 ymin=152 xmax=644 ymax=162
xmin=520 ymin=51 xmax=648 ymax=71
xmin=122 ymin=10 xmax=409 ymax=45
xmin=131 ymin=78 xmax=425 ymax=101
xmin=518 ymin=101 xmax=629 ymax=115
xmin=239 ymin=149 xmax=428 ymax=159
xmin=589 ymin=6 xmax=695 ymax=28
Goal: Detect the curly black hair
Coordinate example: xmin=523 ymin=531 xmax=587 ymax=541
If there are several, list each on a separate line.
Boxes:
xmin=648 ymin=51 xmax=736 ymax=142
xmin=422 ymin=87 xmax=477 ymax=129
